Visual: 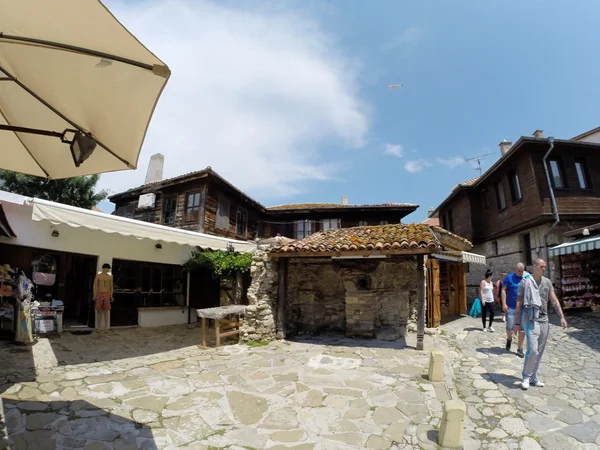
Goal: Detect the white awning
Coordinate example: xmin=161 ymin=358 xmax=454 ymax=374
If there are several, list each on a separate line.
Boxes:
xmin=432 ymin=250 xmax=486 ymax=265
xmin=549 ymin=235 xmax=600 ymax=257
xmin=30 ymin=198 xmax=256 ymax=253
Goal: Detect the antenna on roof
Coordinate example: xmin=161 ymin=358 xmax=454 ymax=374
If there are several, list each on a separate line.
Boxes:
xmin=464 ymin=152 xmax=495 ymax=176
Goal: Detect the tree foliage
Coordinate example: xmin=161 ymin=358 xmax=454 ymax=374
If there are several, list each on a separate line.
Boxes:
xmin=0 ymin=170 xmax=108 ymax=209
xmin=184 ymin=250 xmax=253 ymax=282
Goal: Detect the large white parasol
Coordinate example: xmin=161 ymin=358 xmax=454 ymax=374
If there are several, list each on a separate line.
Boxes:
xmin=0 ymin=0 xmax=170 ymax=178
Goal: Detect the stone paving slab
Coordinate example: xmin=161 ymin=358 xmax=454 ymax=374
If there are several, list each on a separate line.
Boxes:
xmin=439 ymin=313 xmax=600 ymax=450
xmin=0 ymin=325 xmax=451 ymax=449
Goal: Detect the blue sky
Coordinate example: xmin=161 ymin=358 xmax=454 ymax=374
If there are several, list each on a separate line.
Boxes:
xmin=99 ymin=0 xmax=600 ymax=222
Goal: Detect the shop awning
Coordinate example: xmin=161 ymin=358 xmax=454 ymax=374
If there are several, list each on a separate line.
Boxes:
xmin=29 ymin=198 xmax=256 ymax=253
xmin=0 ymin=203 xmax=17 ymax=238
xmin=432 ymin=250 xmax=486 ymax=265
xmin=549 ymin=235 xmax=600 ymax=257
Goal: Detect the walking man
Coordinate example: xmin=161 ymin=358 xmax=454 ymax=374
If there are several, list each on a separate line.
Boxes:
xmin=515 ymin=258 xmax=567 ymax=389
xmin=501 ymin=263 xmax=527 ymax=355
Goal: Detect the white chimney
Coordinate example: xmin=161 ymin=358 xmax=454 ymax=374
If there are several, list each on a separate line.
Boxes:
xmin=341 ymin=195 xmax=349 ymax=205
xmin=533 ymin=130 xmax=544 ymax=138
xmin=145 ymin=153 xmax=164 ymax=185
xmin=499 ymin=140 xmax=512 ymax=156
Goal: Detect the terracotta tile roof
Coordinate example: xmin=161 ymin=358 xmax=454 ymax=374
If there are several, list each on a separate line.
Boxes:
xmin=451 ymin=177 xmax=480 ymax=193
xmin=422 ymin=217 xmax=440 ymax=227
xmin=267 ymin=202 xmax=418 ymax=211
xmin=271 ymin=223 xmax=444 ymax=254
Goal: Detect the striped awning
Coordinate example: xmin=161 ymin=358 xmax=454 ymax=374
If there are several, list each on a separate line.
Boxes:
xmin=549 ymin=235 xmax=600 ymax=257
xmin=432 ymin=250 xmax=486 ymax=265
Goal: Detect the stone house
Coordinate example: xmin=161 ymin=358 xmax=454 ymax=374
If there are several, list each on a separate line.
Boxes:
xmin=430 ymin=128 xmax=600 ymax=300
xmin=240 ymin=223 xmax=474 ymax=350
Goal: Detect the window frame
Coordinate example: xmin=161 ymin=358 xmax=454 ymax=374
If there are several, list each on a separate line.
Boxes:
xmin=482 ymin=189 xmax=490 ymax=209
xmin=574 ymin=158 xmax=592 ymax=190
xmin=216 ymin=197 xmax=231 ymax=230
xmin=523 ymin=233 xmax=533 ymax=266
xmin=322 ymin=218 xmax=341 ymax=231
xmin=548 ymin=158 xmax=568 ymax=189
xmin=379 ymin=220 xmax=389 ymax=225
xmin=162 ymin=195 xmax=178 ymax=225
xmin=508 ymin=169 xmax=523 ymax=204
xmin=447 ymin=209 xmax=454 ymax=232
xmin=495 ymin=181 xmax=507 ymax=211
xmin=236 ymin=208 xmax=248 ymax=237
xmin=358 ymin=220 xmax=368 ymax=227
xmin=184 ymin=191 xmax=202 ymax=223
xmin=295 ymin=220 xmax=313 ymax=240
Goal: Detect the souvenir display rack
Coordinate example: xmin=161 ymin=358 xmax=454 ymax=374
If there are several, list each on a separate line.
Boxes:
xmin=559 ymin=251 xmax=600 ymax=310
xmin=439 ymin=263 xmax=450 ymax=309
xmin=0 ymin=279 xmax=17 ymax=340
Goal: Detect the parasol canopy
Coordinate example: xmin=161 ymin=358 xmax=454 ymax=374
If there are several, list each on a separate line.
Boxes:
xmin=0 ymin=0 xmax=170 ymax=178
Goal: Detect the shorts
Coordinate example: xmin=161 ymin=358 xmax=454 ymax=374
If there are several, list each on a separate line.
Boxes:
xmin=506 ymin=308 xmax=525 ymax=333
xmin=95 ymin=292 xmax=111 ymax=311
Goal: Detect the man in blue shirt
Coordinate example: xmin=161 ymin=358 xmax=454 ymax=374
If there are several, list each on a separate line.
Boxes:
xmin=501 ymin=262 xmax=527 ymax=356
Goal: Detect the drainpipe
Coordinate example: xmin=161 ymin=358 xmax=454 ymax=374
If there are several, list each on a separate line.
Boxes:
xmin=542 ymin=137 xmax=559 ymax=267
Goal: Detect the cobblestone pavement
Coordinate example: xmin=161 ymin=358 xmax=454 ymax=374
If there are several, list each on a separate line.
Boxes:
xmin=439 ymin=312 xmax=600 ymax=450
xmin=0 ymin=325 xmax=451 ymax=450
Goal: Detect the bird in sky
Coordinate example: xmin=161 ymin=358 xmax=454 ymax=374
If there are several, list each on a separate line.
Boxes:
xmin=386 ymin=84 xmax=403 ymax=89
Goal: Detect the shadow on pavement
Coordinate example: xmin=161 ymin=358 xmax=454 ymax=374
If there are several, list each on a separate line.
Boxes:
xmin=288 ymin=332 xmax=414 ymax=350
xmin=1 ymin=398 xmax=157 ymax=449
xmin=0 ymin=341 xmax=36 ymax=396
xmin=475 ymin=346 xmax=509 ymax=356
xmin=487 ymin=372 xmax=522 ymax=390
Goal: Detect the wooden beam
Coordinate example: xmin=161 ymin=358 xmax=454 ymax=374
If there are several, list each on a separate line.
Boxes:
xmin=276 ymin=258 xmax=289 ymax=339
xmin=269 ymin=248 xmax=435 ymax=259
xmin=416 ymin=254 xmax=426 ymax=351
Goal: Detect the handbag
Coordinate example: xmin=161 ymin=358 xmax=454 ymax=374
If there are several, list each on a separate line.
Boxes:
xmin=469 ymin=298 xmax=482 ymax=318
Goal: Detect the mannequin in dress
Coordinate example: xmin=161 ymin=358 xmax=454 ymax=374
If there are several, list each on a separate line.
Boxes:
xmin=93 ymin=263 xmax=113 ymax=333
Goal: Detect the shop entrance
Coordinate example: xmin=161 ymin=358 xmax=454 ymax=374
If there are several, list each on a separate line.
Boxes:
xmin=0 ymin=243 xmax=97 ymax=329
xmin=427 ymin=258 xmax=467 ymax=327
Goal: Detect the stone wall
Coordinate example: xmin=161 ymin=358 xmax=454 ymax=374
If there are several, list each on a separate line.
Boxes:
xmin=286 ymin=259 xmax=345 ymax=334
xmin=239 ymin=246 xmax=278 ymax=342
xmin=286 ymin=257 xmax=418 ymax=339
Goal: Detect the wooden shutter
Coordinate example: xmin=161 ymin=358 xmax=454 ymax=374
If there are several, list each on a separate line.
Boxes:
xmin=427 ymin=258 xmax=441 ymax=328
xmin=458 ymin=263 xmax=467 ymax=315
xmin=216 ymin=198 xmax=230 ymax=230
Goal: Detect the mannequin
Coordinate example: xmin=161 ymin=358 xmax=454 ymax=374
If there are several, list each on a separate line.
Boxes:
xmin=93 ymin=263 xmax=113 ymax=333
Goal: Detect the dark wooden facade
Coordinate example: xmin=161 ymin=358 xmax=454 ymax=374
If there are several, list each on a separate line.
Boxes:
xmin=110 ymin=169 xmax=419 ymax=242
xmin=435 ymin=138 xmax=600 ymax=244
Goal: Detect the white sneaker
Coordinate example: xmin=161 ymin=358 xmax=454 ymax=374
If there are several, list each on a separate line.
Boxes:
xmin=482 ymin=327 xmax=487 ymax=332
xmin=531 ymin=379 xmax=545 ymax=387
xmin=502 ymin=316 xmax=506 ymax=322
xmin=522 ymin=378 xmax=530 ymax=390
xmin=489 ymin=326 xmax=495 ymax=332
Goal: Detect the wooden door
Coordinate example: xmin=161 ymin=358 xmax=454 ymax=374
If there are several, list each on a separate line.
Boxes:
xmin=457 ymin=263 xmax=467 ymax=315
xmin=426 ymin=258 xmax=441 ymax=328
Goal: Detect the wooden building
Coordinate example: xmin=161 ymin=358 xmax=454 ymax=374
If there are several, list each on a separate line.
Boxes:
xmin=431 ymin=129 xmax=600 ymax=297
xmin=109 ymin=168 xmax=418 ymax=241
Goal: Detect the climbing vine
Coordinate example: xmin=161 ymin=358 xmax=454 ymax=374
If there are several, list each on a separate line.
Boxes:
xmin=184 ymin=250 xmax=252 ymax=283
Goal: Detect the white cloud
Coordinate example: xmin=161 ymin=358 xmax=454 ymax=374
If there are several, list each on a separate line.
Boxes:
xmin=383 ymin=27 xmax=425 ymax=52
xmin=404 ymin=159 xmax=431 ymax=173
xmin=437 ymin=156 xmax=466 ymax=169
xmin=99 ymin=0 xmax=368 ymax=199
xmin=384 ymin=143 xmax=403 ymax=158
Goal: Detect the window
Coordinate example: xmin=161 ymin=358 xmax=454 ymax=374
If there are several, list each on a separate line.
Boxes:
xmin=440 ymin=215 xmax=446 ymax=229
xmin=483 ymin=189 xmax=490 ymax=209
xmin=185 ymin=192 xmax=201 ymax=222
xmin=509 ymin=169 xmax=522 ymax=203
xmin=495 ymin=181 xmax=507 ymax=211
xmin=548 ymin=159 xmax=566 ymax=189
xmin=358 ymin=220 xmax=368 ymax=227
xmin=447 ymin=210 xmax=454 ymax=232
xmin=574 ymin=159 xmax=591 ymax=189
xmin=216 ymin=197 xmax=230 ymax=230
xmin=322 ymin=219 xmax=341 ymax=231
xmin=295 ymin=220 xmax=313 ymax=239
xmin=523 ymin=233 xmax=532 ymax=266
xmin=236 ymin=208 xmax=247 ymax=236
xmin=492 ymin=240 xmax=499 ymax=256
xmin=163 ymin=195 xmax=177 ymax=225
xmin=380 ymin=220 xmax=389 ymax=225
